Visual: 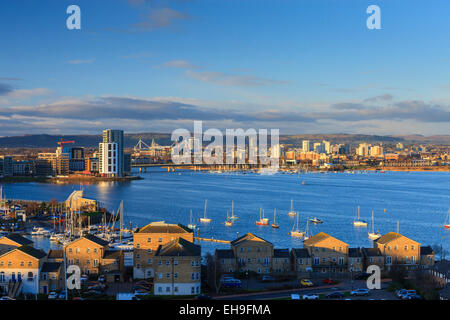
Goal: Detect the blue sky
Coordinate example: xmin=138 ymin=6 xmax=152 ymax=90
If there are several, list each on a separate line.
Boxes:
xmin=0 ymin=0 xmax=449 ymax=135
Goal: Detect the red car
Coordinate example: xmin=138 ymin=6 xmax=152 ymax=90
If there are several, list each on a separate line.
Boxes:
xmin=322 ymin=278 xmax=336 ymax=285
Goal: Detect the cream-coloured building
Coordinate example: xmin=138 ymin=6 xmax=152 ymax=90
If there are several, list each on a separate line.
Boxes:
xmin=374 ymin=232 xmax=421 ymax=270
xmin=303 ymin=232 xmax=349 ymax=274
xmin=133 ymin=221 xmax=193 ymax=279
xmin=153 ymin=237 xmax=201 ymax=295
xmin=0 ymin=245 xmax=47 ymax=295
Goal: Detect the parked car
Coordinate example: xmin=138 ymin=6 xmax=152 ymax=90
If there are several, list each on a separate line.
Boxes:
xmin=58 ymin=291 xmax=66 ymax=299
xmin=98 ymin=275 xmax=105 ymax=282
xmin=80 ymin=275 xmax=88 ymax=282
xmin=302 ymin=294 xmax=319 ymax=300
xmin=396 ymin=289 xmax=407 ymax=298
xmin=401 ymin=290 xmax=417 ymax=300
xmin=300 ymin=279 xmax=314 ymax=287
xmin=350 ymin=288 xmax=370 ymax=296
xmin=354 ymin=272 xmax=371 ymax=280
xmin=0 ymin=296 xmax=15 ymax=300
xmin=322 ymin=278 xmax=336 ymax=285
xmin=326 ymin=291 xmax=345 ymax=299
xmin=262 ymin=275 xmax=275 ymax=282
xmin=222 ymin=279 xmax=242 ymax=288
xmin=48 ymin=292 xmax=58 ymax=300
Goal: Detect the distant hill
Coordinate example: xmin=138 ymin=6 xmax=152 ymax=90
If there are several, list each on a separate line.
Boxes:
xmin=0 ymin=133 xmax=449 ymax=148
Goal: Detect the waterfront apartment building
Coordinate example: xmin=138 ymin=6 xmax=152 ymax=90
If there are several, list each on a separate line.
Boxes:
xmin=64 ymin=235 xmax=124 ymax=281
xmin=374 ymin=232 xmax=421 ymax=270
xmin=153 ymin=237 xmax=201 ymax=295
xmin=37 ymin=152 xmax=69 ymax=176
xmin=133 ymin=222 xmax=194 ymax=279
xmin=99 ymin=129 xmax=124 ymax=177
xmin=215 ymin=233 xmax=292 ymax=275
xmin=0 ymin=156 xmax=13 ymax=177
xmin=0 ymin=245 xmax=47 ymax=295
xmin=303 ymin=232 xmax=349 ymax=274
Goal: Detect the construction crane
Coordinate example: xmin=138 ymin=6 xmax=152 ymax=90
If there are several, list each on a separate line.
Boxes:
xmin=57 ymin=138 xmax=75 ymax=147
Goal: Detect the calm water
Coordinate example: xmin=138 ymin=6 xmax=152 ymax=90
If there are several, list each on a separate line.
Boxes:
xmin=2 ymin=169 xmax=450 ymax=255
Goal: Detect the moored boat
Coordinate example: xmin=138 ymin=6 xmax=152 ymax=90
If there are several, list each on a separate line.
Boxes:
xmin=199 ymin=199 xmax=211 ymax=223
xmin=353 ymin=206 xmax=368 ymax=227
xmin=288 ymin=199 xmax=297 ymax=217
xmin=271 ymin=208 xmax=279 ymax=229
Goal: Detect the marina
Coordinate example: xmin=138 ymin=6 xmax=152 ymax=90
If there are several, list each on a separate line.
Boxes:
xmin=1 ymin=168 xmax=449 ymax=254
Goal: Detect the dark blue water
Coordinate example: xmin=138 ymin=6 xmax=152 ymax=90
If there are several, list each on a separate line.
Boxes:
xmin=2 ymin=169 xmax=449 ymax=254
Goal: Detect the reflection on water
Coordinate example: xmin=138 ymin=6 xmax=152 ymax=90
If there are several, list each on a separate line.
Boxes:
xmin=2 ymin=169 xmax=450 ymax=255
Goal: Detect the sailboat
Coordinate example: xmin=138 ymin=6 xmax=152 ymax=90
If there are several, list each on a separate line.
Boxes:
xmin=288 ymin=199 xmax=297 ymax=217
xmin=188 ymin=210 xmax=197 ymax=230
xmin=368 ymin=210 xmax=382 ymax=240
xmin=444 ymin=208 xmax=450 ymax=229
xmin=271 ymin=208 xmax=279 ymax=229
xmin=303 ymin=219 xmax=310 ymax=240
xmin=290 ymin=213 xmax=304 ymax=238
xmin=353 ymin=206 xmax=368 ymax=227
xmin=225 ymin=211 xmax=233 ymax=227
xmin=256 ymin=208 xmax=269 ymax=226
xmin=199 ymin=200 xmax=211 ymax=223
xmin=229 ymin=200 xmax=238 ymax=221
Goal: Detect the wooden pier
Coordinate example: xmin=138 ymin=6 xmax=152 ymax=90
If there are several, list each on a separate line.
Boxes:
xmin=194 ymin=237 xmax=230 ymax=244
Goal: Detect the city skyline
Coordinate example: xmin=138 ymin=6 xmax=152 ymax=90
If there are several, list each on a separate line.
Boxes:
xmin=0 ymin=0 xmax=450 ymax=136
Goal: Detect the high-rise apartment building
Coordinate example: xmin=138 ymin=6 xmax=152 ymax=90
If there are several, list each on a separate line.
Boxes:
xmin=99 ymin=129 xmax=124 ymax=177
xmin=302 ymin=140 xmax=311 ymax=152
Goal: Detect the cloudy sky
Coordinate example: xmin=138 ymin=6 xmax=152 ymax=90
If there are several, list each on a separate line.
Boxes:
xmin=0 ymin=0 xmax=449 ymax=136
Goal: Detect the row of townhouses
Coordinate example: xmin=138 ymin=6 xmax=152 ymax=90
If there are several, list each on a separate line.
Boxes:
xmin=215 ymin=232 xmax=436 ymax=276
xmin=0 ymin=224 xmax=441 ymax=297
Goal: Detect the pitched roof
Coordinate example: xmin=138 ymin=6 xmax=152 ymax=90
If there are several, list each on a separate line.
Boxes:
xmin=2 ymin=233 xmax=33 ymax=246
xmin=375 ymin=232 xmax=419 ymax=245
xmin=41 ymin=262 xmax=62 ymax=273
xmin=348 ymin=248 xmax=363 ymax=257
xmin=274 ymin=249 xmax=290 ymax=258
xmin=155 ymin=238 xmax=201 ymax=257
xmin=215 ymin=249 xmax=234 ymax=259
xmin=420 ymin=246 xmax=434 ymax=255
xmin=48 ymin=249 xmax=63 ymax=259
xmin=137 ymin=222 xmax=192 ymax=234
xmin=303 ymin=232 xmax=338 ymax=246
xmin=81 ymin=234 xmax=109 ymax=247
xmin=433 ymin=260 xmax=450 ymax=277
xmin=292 ymin=248 xmax=310 ymax=258
xmin=103 ymin=250 xmax=122 ymax=260
xmin=17 ymin=245 xmax=47 ymax=259
xmin=230 ymin=233 xmax=272 ymax=246
xmin=362 ymin=247 xmax=382 ymax=257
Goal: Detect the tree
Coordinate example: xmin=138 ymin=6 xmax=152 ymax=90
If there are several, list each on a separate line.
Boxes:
xmin=205 ymin=253 xmax=222 ymax=294
xmin=432 ymin=244 xmax=448 ymax=260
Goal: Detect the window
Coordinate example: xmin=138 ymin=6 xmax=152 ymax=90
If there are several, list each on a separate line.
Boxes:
xmin=20 ymin=261 xmax=24 ymax=267
xmin=94 ymin=248 xmax=97 ymax=253
xmin=136 ymin=244 xmax=140 ymax=249
xmin=411 ymin=245 xmax=415 ymax=250
xmin=27 ymin=272 xmax=33 ymax=281
xmin=298 ymin=258 xmax=303 ymax=265
xmin=191 ymin=273 xmax=195 ymax=280
xmin=147 ymin=259 xmax=152 ymax=264
xmin=174 ymin=273 xmax=178 ymax=279
xmin=191 ymin=287 xmax=195 ymax=294
xmin=8 ymin=261 xmax=12 ymax=266
xmin=68 ymin=248 xmax=73 ymax=253
xmin=93 ymin=259 xmax=99 ymax=267
xmin=248 ymin=247 xmax=251 ymax=252
xmin=86 ymin=259 xmax=90 ymax=265
xmin=158 ymin=287 xmax=162 ymax=293
xmin=136 ymin=254 xmax=140 ymax=259
xmin=338 ymin=257 xmax=344 ymax=265
xmin=314 ymin=258 xmax=320 ymax=265
xmin=137 ymin=264 xmax=141 ymax=269
xmin=166 ymin=287 xmax=171 ymax=293
xmin=42 ymin=273 xmax=47 ymax=280
xmin=86 ymin=248 xmax=90 ymax=253
xmin=28 ymin=261 xmax=32 ymax=267
xmin=147 ymin=249 xmax=152 ymax=253
xmin=166 ymin=260 xmax=170 ymax=266
xmin=405 ymin=245 xmax=408 ymax=251
xmin=174 ymin=287 xmax=179 ymax=292
xmin=158 ymin=273 xmax=162 ymax=279
xmin=76 ymin=248 xmax=80 ymax=253
xmin=166 ymin=273 xmax=170 ymax=279
xmin=158 ymin=260 xmax=162 ymax=266
xmin=386 ymin=256 xmax=392 ymax=264
xmin=174 ymin=260 xmax=178 ymax=266
xmin=191 ymin=261 xmax=195 ymax=266
xmin=158 ymin=238 xmax=163 ymax=243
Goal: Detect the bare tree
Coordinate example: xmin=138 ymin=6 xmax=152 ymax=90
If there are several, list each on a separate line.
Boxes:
xmin=205 ymin=253 xmax=222 ymax=294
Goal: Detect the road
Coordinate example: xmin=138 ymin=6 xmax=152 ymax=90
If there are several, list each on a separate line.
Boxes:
xmin=214 ymin=279 xmax=394 ymax=300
